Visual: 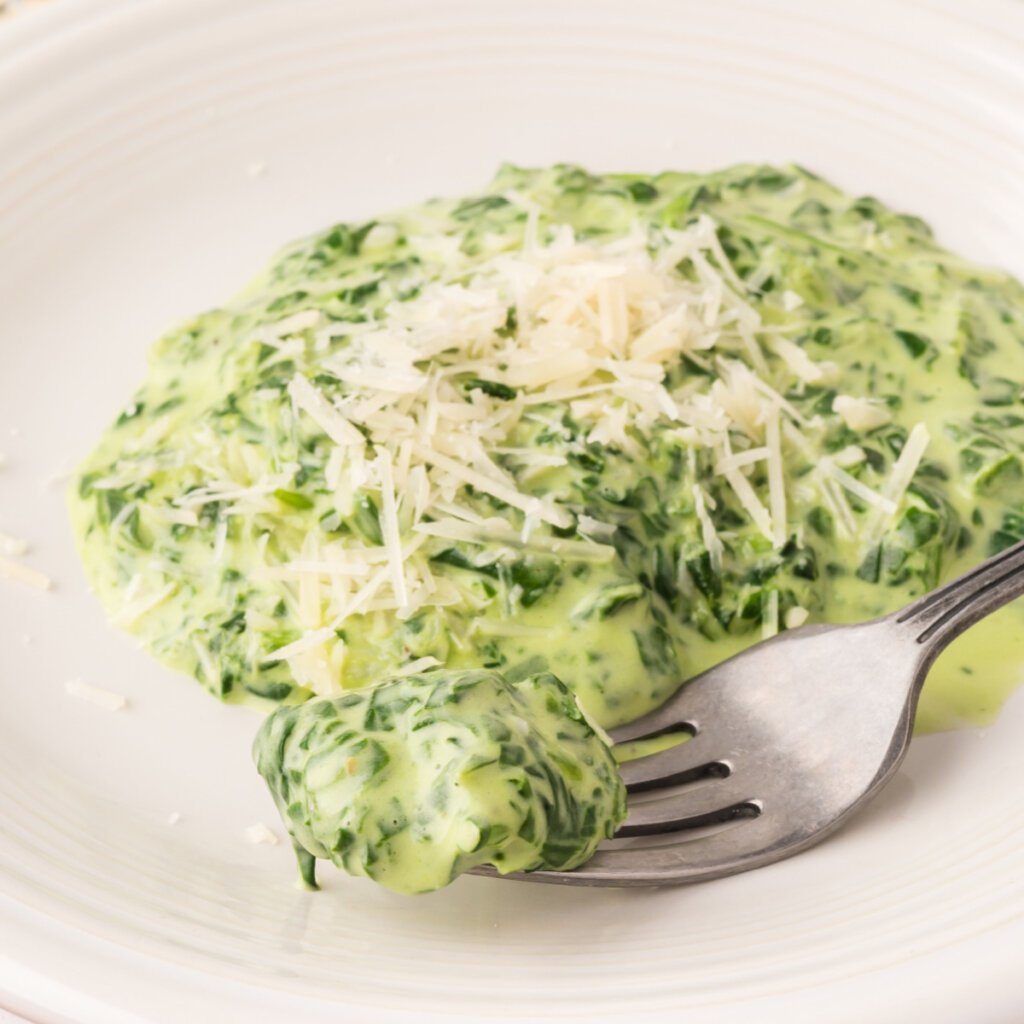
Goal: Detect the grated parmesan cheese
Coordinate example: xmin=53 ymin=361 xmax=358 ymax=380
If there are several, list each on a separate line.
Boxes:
xmin=289 ymin=374 xmax=364 ymax=446
xmin=65 ymin=678 xmax=128 ymax=711
xmin=0 ymin=554 xmax=51 ymax=591
xmin=819 ymin=458 xmax=897 ymax=514
xmin=722 ymin=464 xmax=774 ymax=543
xmin=0 ymin=530 xmax=28 ymax=557
xmin=833 ymin=395 xmax=893 ymax=433
xmin=765 ymin=407 xmax=787 ymax=549
xmin=244 ymin=823 xmax=279 ymax=846
xmin=250 ymin=209 xmax=845 ymax=629
xmin=262 ymin=626 xmax=336 ymax=664
xmin=111 ymin=583 xmax=176 ymax=627
xmin=864 ymin=422 xmax=931 ymax=547
xmin=71 ymin=172 xmax=957 ymax=712
xmin=774 ymin=338 xmax=825 ymax=384
xmin=692 ymin=485 xmax=724 ymax=575
xmin=785 ymin=605 xmax=809 ymax=630
xmin=374 ymin=448 xmax=408 ymax=610
xmin=885 ymin=423 xmax=931 ymax=506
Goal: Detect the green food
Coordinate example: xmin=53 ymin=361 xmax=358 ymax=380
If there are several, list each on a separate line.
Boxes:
xmin=71 ymin=163 xmax=1024 ymax=891
xmin=69 ymin=162 xmax=1024 ymax=733
xmin=253 ymin=669 xmax=626 ymax=893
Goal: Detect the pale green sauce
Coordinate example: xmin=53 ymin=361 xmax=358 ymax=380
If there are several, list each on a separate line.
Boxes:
xmin=253 ymin=669 xmax=626 ymax=893
xmin=71 ymin=163 xmax=1024 ymax=739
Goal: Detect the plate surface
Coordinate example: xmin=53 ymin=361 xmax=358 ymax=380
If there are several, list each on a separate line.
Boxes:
xmin=2 ymin=2 xmax=1024 ymax=1021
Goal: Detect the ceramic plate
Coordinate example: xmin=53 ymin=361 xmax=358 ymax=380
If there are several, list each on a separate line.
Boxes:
xmin=2 ymin=1 xmax=1024 ymax=1021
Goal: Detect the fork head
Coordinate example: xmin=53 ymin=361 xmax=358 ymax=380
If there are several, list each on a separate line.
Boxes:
xmin=477 ymin=616 xmax=927 ymax=886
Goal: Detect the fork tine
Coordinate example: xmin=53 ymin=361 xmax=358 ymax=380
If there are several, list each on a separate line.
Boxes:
xmin=618 ymin=736 xmax=728 ymax=792
xmin=608 ymin=675 xmax=719 ymax=745
xmin=608 ymin=710 xmax=693 ymax=746
xmin=616 ymin=780 xmax=759 ymax=837
xmin=473 ymin=812 xmax=792 ymax=887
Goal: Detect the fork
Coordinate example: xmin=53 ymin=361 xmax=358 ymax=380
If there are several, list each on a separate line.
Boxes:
xmin=475 ymin=538 xmax=1024 ymax=887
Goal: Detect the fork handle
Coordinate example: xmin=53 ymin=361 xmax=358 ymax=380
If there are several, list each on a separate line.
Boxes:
xmin=895 ymin=538 xmax=1024 ymax=660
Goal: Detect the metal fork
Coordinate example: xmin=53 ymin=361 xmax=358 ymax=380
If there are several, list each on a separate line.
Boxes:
xmin=475 ymin=538 xmax=1024 ymax=887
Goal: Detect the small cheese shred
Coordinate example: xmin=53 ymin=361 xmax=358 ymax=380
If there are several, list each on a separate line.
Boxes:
xmin=863 ymin=422 xmax=931 ymax=550
xmin=765 ymin=407 xmax=787 ymax=549
xmin=412 ymin=446 xmax=572 ymax=529
xmin=262 ymin=626 xmax=336 ymax=664
xmin=819 ymin=458 xmax=897 ymax=514
xmin=785 ymin=605 xmax=810 ymax=629
xmin=288 ymin=375 xmax=364 ymax=446
xmin=692 ymin=484 xmax=724 ymax=574
xmin=833 ymin=394 xmax=893 ymax=433
xmin=774 ymin=338 xmax=824 ymax=383
xmin=884 ymin=423 xmax=931 ymax=508
xmin=65 ymin=678 xmax=128 ymax=711
xmin=722 ymin=465 xmax=774 ymax=543
xmin=244 ymin=823 xmax=280 ymax=846
xmin=375 ymin=447 xmax=408 ymax=610
xmin=0 ymin=555 xmax=51 ymax=591
xmin=0 ymin=530 xmax=28 ymax=556
xmin=111 ymin=583 xmax=176 ymax=627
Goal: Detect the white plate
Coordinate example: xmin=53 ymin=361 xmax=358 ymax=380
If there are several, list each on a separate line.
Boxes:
xmin=2 ymin=1 xmax=1024 ymax=1021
